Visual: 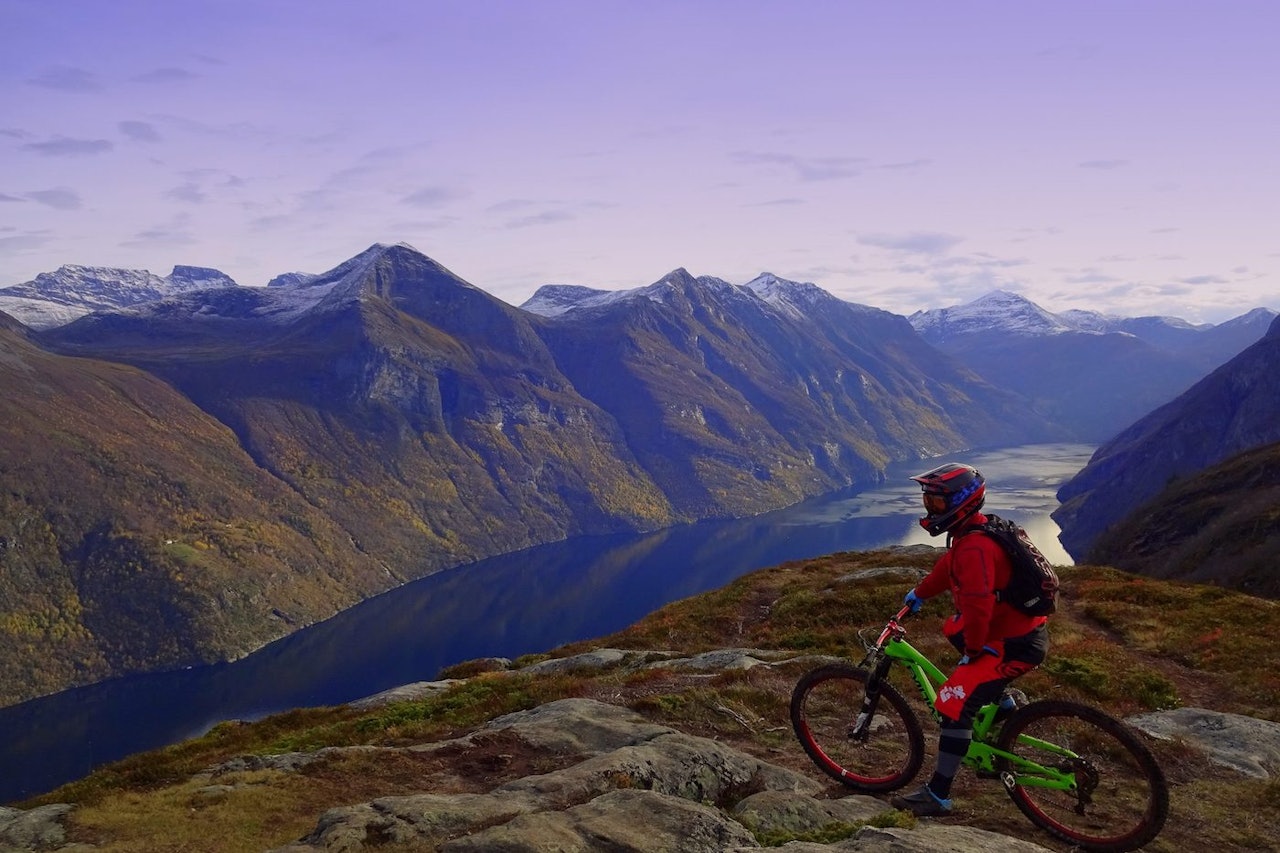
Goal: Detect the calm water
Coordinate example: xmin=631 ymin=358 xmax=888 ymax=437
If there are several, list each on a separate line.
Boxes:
xmin=0 ymin=443 xmax=1092 ymax=804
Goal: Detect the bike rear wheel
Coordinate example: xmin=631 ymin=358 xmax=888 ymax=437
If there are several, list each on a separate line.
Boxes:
xmin=996 ymin=699 xmax=1169 ymax=852
xmin=790 ymin=664 xmax=924 ymax=791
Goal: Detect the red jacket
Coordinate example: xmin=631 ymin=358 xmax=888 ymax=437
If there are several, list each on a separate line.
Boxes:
xmin=914 ymin=512 xmax=1047 ymax=652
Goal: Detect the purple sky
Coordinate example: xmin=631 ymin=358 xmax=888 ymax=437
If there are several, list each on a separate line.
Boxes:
xmin=3 ymin=1 xmax=1277 ymax=322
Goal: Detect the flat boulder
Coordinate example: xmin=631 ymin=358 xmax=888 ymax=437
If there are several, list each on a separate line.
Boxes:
xmin=440 ymin=789 xmax=757 ymax=852
xmin=1128 ymin=706 xmax=1280 ymax=779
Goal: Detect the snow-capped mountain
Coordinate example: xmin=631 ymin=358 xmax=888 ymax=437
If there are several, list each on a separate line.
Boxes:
xmin=744 ymin=273 xmax=833 ymax=320
xmin=0 ymin=264 xmax=238 ymax=330
xmin=907 ymin=289 xmax=1278 ymax=441
xmin=520 ymin=284 xmax=618 ymax=317
xmin=45 ymin=243 xmax=481 ymax=339
xmin=266 ymin=271 xmax=319 ymax=289
xmin=1057 ymin=308 xmax=1205 ymax=337
xmin=524 ymin=270 xmax=893 ymax=324
xmin=522 ymin=270 xmax=760 ymax=318
xmin=912 ymin=289 xmax=1275 ymax=364
xmin=908 ymin=289 xmax=1075 ymax=340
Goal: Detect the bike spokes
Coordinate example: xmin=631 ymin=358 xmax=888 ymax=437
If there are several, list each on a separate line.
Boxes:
xmin=997 ymin=701 xmax=1168 ymax=852
xmin=790 ymin=664 xmax=924 ymax=792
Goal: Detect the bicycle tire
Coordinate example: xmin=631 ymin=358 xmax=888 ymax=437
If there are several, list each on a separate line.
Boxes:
xmin=996 ymin=699 xmax=1169 ymax=852
xmin=790 ymin=664 xmax=924 ymax=791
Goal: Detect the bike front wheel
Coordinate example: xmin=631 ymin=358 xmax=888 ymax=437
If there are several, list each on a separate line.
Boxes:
xmin=996 ymin=699 xmax=1169 ymax=852
xmin=790 ymin=664 xmax=924 ymax=792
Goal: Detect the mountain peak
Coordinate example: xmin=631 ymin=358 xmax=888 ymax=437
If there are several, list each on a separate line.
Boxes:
xmin=910 ymin=289 xmax=1072 ymax=340
xmin=521 ymin=284 xmax=614 ymax=317
xmin=744 ymin=273 xmax=833 ymax=319
xmin=0 ymin=263 xmax=240 ymax=329
xmin=167 ymin=265 xmax=237 ymax=291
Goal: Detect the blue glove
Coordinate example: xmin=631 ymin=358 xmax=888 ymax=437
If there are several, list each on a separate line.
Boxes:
xmin=903 ymin=589 xmax=923 ymax=614
xmin=958 ymin=645 xmax=999 ymax=665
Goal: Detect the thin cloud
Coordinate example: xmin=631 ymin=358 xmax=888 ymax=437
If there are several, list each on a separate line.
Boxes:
xmin=0 ymin=230 xmax=53 ymax=251
xmin=22 ymin=136 xmax=113 ymax=157
xmin=25 ymin=189 xmax=82 ymax=210
xmin=121 ymin=225 xmax=197 ymax=248
xmin=504 ymin=210 xmax=575 ymax=229
xmin=1078 ymin=159 xmax=1130 ymax=170
xmin=487 ymin=198 xmax=540 ymax=214
xmin=119 ymin=120 xmax=161 ymax=142
xmin=858 ymin=231 xmax=964 ymax=256
xmin=0 ymin=193 xmax=25 ymax=203
xmin=1179 ymin=274 xmax=1229 ymax=285
xmin=26 ymin=65 xmax=101 ymax=92
xmin=388 ymin=216 xmax=461 ymax=232
xmin=877 ymin=159 xmax=933 ymax=171
xmin=166 ymin=183 xmax=206 ymax=204
xmin=149 ymin=113 xmax=269 ymax=141
xmin=401 ymin=186 xmax=466 ymax=208
xmin=929 ymin=253 xmax=1029 ymax=271
xmin=732 ymin=151 xmax=866 ymax=181
xmin=1065 ymin=269 xmax=1120 ymax=284
xmin=132 ymin=67 xmax=199 ymax=83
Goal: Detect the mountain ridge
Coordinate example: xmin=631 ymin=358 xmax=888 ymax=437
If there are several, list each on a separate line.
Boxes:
xmin=909 ymin=289 xmax=1276 ymax=440
xmin=6 ymin=244 xmax=1065 ymax=705
xmin=1053 ymin=315 xmax=1280 ymax=561
xmin=3 ymin=243 xmax=1275 ymax=708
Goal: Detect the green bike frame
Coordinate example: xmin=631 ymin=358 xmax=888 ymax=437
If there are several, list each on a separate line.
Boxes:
xmin=863 ymin=610 xmax=1081 ymax=794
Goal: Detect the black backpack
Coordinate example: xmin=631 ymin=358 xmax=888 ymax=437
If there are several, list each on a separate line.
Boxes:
xmin=974 ymin=514 xmax=1059 ymax=616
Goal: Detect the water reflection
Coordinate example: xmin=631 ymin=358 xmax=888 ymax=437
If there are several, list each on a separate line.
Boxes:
xmin=0 ymin=443 xmax=1091 ymax=803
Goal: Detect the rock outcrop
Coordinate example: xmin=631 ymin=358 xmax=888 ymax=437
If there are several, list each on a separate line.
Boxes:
xmin=12 ymin=642 xmax=1271 ymax=852
xmin=264 ymin=698 xmax=1052 ymax=852
xmin=1128 ymin=707 xmax=1280 ymax=779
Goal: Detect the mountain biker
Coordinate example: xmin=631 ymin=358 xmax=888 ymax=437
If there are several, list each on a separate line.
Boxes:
xmin=890 ymin=462 xmax=1050 ymax=817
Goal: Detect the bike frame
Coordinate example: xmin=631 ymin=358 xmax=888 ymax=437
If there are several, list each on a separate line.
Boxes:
xmin=860 ymin=606 xmax=1080 ymax=793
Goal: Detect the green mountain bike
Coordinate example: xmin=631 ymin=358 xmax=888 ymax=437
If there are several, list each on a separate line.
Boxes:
xmin=790 ymin=605 xmax=1169 ymax=852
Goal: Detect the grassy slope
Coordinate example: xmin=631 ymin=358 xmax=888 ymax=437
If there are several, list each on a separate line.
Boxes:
xmin=0 ymin=328 xmax=395 ymax=706
xmin=1088 ymin=440 xmax=1280 ymax=598
xmin=20 ymin=549 xmax=1280 ymax=851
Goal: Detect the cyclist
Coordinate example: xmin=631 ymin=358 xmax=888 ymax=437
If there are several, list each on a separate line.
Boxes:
xmin=891 ymin=462 xmax=1050 ymax=817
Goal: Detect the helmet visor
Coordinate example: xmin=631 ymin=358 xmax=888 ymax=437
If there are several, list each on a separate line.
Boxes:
xmin=922 ymin=492 xmax=949 ymax=515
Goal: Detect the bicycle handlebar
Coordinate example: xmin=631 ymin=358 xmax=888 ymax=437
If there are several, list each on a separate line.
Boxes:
xmin=868 ymin=605 xmax=915 ymax=651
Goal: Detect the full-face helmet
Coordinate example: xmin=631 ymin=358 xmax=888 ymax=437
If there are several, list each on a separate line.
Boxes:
xmin=910 ymin=462 xmax=986 ymax=536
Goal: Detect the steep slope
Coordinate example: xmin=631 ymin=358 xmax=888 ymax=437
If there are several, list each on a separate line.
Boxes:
xmin=1086 ymin=441 xmax=1280 ymax=597
xmin=0 ymin=317 xmax=394 ymax=707
xmin=42 ymin=244 xmax=676 ymax=580
xmin=1053 ymin=316 xmax=1280 ymax=561
xmin=910 ymin=290 xmax=1230 ymax=440
xmin=746 ymin=275 xmax=1063 ymax=449
xmin=527 ymin=271 xmax=1065 ymax=516
xmin=0 ymin=247 xmax=1058 ymax=706
xmin=1057 ymin=305 xmax=1276 ymax=373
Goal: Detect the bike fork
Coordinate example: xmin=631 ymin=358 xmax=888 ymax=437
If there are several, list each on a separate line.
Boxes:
xmin=849 ymin=659 xmax=893 ymax=740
